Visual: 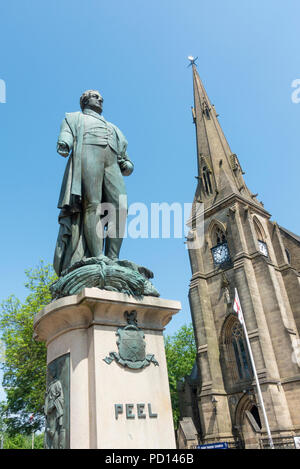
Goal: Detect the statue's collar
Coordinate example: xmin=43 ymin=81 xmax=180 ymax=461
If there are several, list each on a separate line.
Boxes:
xmin=83 ymin=108 xmax=106 ymax=122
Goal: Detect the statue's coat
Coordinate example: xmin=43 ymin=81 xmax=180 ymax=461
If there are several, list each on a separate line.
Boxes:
xmin=54 ymin=112 xmax=132 ymax=276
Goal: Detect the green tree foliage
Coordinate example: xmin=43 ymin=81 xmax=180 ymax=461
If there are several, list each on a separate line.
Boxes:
xmin=0 ymin=262 xmax=57 ymax=435
xmin=164 ymin=324 xmax=196 ymax=428
xmin=2 ymin=432 xmax=44 ymax=449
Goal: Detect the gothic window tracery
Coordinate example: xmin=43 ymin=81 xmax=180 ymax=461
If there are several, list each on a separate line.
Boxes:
xmin=231 ymin=322 xmax=252 ymax=381
xmin=222 ymin=317 xmax=253 ymax=385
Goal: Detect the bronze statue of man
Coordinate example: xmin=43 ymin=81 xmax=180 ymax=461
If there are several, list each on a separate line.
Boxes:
xmin=53 ymin=90 xmax=134 ymax=276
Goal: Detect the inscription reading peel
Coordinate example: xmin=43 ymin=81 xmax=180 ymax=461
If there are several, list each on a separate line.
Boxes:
xmin=114 ymin=403 xmax=158 ymax=420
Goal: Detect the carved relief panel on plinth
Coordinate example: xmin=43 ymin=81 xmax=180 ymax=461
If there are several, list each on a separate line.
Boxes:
xmin=44 ymin=353 xmax=70 ymax=449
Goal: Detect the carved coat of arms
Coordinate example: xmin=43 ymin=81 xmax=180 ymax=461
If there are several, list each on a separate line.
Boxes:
xmin=104 ymin=311 xmax=159 ymax=369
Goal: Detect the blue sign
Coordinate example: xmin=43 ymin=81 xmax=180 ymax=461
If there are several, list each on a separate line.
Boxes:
xmin=197 ymin=442 xmax=229 ymax=450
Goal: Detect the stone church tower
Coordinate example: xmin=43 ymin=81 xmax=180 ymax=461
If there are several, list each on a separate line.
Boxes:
xmin=180 ymin=61 xmax=300 ymax=449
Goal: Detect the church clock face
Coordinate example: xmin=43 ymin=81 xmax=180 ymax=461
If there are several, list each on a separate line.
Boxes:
xmin=212 ymin=242 xmax=230 ymax=265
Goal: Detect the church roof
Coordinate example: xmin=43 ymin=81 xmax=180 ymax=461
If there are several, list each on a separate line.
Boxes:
xmin=279 ymin=226 xmax=300 ymax=245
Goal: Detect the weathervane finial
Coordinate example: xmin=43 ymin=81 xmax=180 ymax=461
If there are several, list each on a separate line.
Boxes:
xmin=187 ymin=56 xmax=198 ymax=67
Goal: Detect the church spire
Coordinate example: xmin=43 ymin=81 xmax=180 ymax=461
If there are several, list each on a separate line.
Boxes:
xmin=190 ymin=60 xmax=260 ymax=210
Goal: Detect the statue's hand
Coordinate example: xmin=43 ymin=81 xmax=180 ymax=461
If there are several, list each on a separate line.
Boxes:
xmin=119 ymin=159 xmax=134 ymax=176
xmin=57 ymin=142 xmax=69 ymax=157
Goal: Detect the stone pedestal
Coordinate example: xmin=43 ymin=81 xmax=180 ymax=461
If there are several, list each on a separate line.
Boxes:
xmin=33 ymin=288 xmax=181 ymax=449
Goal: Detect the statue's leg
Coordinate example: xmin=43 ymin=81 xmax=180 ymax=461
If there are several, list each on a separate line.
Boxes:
xmin=102 ymin=150 xmax=127 ymax=260
xmin=81 ymin=144 xmax=105 ymax=258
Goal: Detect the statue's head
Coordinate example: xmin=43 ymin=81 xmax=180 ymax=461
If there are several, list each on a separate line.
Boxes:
xmin=80 ymin=89 xmax=103 ymax=114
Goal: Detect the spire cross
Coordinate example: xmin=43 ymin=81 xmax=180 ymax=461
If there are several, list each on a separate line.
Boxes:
xmin=187 ymin=56 xmax=198 ymax=67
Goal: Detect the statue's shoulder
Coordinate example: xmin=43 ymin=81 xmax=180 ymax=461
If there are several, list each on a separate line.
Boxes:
xmin=65 ymin=111 xmax=82 ymax=123
xmin=64 ymin=112 xmax=84 ymax=135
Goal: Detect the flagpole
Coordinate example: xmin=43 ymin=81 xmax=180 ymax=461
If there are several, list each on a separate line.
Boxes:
xmin=29 ymin=414 xmax=35 ymax=449
xmin=234 ymin=289 xmax=274 ymax=449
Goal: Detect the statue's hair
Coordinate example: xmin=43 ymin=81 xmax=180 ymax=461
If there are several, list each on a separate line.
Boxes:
xmin=80 ymin=89 xmax=103 ymax=111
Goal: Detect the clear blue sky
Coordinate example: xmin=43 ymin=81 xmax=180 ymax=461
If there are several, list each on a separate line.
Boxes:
xmin=0 ymin=0 xmax=299 ymax=349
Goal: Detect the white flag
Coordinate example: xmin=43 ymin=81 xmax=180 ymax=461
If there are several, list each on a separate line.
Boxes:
xmin=233 ymin=288 xmax=244 ymax=324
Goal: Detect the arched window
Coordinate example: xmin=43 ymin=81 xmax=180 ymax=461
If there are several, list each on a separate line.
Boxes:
xmin=285 ymin=248 xmax=291 ymax=264
xmin=215 ymin=227 xmax=226 ymax=246
xmin=231 ymin=322 xmax=252 ymax=380
xmin=202 ymin=99 xmax=211 ymax=119
xmin=253 ymin=218 xmax=268 ymax=258
xmin=222 ymin=317 xmax=253 ymax=384
xmin=202 ymin=166 xmax=213 ymax=195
